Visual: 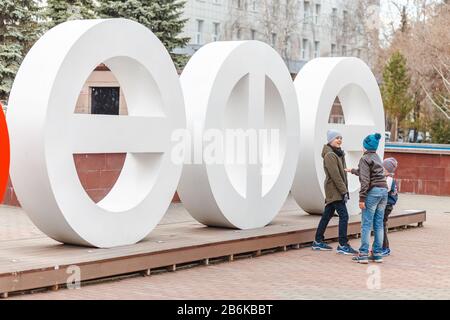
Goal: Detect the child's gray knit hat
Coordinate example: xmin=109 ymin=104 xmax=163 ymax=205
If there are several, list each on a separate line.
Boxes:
xmin=383 ymin=157 xmax=398 ymax=173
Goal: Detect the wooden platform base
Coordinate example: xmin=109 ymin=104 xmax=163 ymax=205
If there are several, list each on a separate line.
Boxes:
xmin=0 ymin=203 xmax=426 ymax=297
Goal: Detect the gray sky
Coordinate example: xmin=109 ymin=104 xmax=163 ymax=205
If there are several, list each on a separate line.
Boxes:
xmin=380 ymin=0 xmax=443 ymax=30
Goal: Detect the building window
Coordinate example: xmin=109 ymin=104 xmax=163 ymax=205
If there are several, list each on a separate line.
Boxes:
xmin=331 ymin=8 xmax=338 ymax=28
xmin=343 ymin=10 xmax=348 ymax=32
xmin=357 ymin=49 xmax=362 ymax=58
xmin=286 ymin=35 xmax=291 ymax=53
xmin=237 ymin=0 xmax=244 ymax=9
xmin=213 ymin=22 xmax=220 ymax=41
xmin=302 ymin=38 xmax=309 ymax=60
xmin=331 ymin=43 xmax=336 ymax=57
xmin=315 ymin=4 xmax=321 ymax=24
xmin=356 ymin=24 xmax=362 ymax=34
xmin=251 ymin=29 xmax=256 ymax=40
xmin=304 ymin=1 xmax=311 ymax=21
xmin=342 ymin=45 xmax=347 ymax=56
xmin=329 ymin=97 xmax=345 ymax=124
xmin=271 ymin=33 xmax=277 ymax=47
xmin=314 ymin=41 xmax=320 ymax=58
xmin=195 ymin=19 xmax=204 ymax=44
xmin=252 ymin=0 xmax=257 ymax=11
xmin=90 ymin=87 xmax=120 ymax=115
xmin=237 ymin=28 xmax=242 ymax=40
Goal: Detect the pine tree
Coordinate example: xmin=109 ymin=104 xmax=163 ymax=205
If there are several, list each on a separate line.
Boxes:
xmin=45 ymin=0 xmax=98 ymax=29
xmin=430 ymin=116 xmax=450 ymax=144
xmin=0 ymin=0 xmax=42 ymax=100
xmin=97 ymin=0 xmax=190 ymax=69
xmin=381 ymin=51 xmax=414 ymax=142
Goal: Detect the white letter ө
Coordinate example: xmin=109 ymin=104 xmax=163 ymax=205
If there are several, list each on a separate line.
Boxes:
xmin=7 ymin=19 xmax=186 ymax=247
xmin=291 ymin=58 xmax=385 ymax=215
xmin=7 ymin=19 xmax=384 ymax=247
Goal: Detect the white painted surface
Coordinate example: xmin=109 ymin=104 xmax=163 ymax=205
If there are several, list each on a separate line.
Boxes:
xmin=7 ymin=19 xmax=185 ymax=247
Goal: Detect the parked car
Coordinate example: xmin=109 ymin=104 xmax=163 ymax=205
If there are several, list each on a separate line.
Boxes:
xmin=406 ymin=129 xmax=429 ymax=143
xmin=416 ymin=132 xmax=424 ymax=143
xmin=385 ymin=131 xmax=391 ymax=142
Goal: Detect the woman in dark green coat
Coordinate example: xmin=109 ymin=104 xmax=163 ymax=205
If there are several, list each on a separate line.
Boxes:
xmin=311 ymin=130 xmax=358 ymax=255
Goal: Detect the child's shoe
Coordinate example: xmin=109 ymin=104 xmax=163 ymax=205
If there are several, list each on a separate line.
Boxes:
xmin=381 ymin=248 xmax=391 ymax=257
xmin=368 ymin=254 xmax=383 ymax=263
xmin=312 ymin=241 xmax=332 ymax=251
xmin=352 ymin=254 xmax=369 ymax=264
xmin=336 ymin=245 xmax=358 ymax=255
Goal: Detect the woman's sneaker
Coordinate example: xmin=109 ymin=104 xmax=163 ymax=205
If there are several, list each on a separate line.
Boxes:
xmin=381 ymin=248 xmax=391 ymax=257
xmin=336 ymin=245 xmax=358 ymax=255
xmin=352 ymin=254 xmax=369 ymax=264
xmin=312 ymin=241 xmax=332 ymax=251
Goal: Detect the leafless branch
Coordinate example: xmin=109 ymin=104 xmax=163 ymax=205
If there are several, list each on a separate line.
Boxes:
xmin=421 ymin=83 xmax=450 ymax=119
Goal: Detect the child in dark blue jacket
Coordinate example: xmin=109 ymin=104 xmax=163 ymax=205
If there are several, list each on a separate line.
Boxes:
xmin=382 ymin=157 xmax=399 ymax=257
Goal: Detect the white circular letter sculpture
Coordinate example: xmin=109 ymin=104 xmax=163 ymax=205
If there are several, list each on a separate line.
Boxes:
xmin=291 ymin=57 xmax=385 ymax=215
xmin=7 ymin=19 xmax=185 ymax=247
xmin=178 ymin=41 xmax=300 ymax=229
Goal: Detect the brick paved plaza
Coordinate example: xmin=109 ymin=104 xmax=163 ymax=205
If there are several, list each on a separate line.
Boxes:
xmin=3 ymin=194 xmax=450 ymax=300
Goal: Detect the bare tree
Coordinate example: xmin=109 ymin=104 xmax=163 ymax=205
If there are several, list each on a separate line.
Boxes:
xmin=222 ymin=0 xmax=301 ymax=68
xmin=259 ymin=0 xmax=301 ymax=63
xmin=421 ymin=54 xmax=450 ymax=119
xmin=379 ymin=0 xmax=450 ymax=136
xmin=223 ymin=0 xmax=249 ymax=41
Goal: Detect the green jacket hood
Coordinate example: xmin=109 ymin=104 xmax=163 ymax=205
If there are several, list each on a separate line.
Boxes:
xmin=322 ymin=144 xmax=333 ymax=158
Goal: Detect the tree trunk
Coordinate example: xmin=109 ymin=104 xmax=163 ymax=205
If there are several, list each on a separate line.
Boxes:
xmin=391 ymin=117 xmax=398 ymax=142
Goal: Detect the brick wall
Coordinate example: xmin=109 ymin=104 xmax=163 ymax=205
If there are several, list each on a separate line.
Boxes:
xmin=384 ymin=151 xmax=450 ymax=196
xmin=73 ymin=153 xmax=180 ymax=202
xmin=73 ymin=153 xmax=125 ymax=203
xmin=3 ymin=177 xmax=19 ymax=206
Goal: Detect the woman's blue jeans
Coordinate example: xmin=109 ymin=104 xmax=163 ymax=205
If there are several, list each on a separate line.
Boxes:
xmin=359 ymin=187 xmax=388 ymax=255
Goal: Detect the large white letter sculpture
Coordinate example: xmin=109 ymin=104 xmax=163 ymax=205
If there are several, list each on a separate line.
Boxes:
xmin=291 ymin=58 xmax=385 ymax=215
xmin=7 ymin=19 xmax=185 ymax=247
xmin=177 ymin=41 xmax=300 ymax=229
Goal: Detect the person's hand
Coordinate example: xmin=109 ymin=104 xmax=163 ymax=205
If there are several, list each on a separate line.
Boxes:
xmin=343 ymin=193 xmax=350 ymax=203
xmin=359 ymin=202 xmax=366 ymax=210
xmin=344 ymin=168 xmax=352 ymax=173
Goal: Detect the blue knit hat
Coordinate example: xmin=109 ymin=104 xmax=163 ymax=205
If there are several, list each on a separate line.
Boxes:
xmin=363 ymin=133 xmax=382 ymax=151
xmin=327 ymin=129 xmax=342 ymax=144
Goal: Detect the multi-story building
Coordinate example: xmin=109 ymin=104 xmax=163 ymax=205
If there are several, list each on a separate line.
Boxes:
xmin=65 ymin=1 xmax=379 ymax=126
xmin=177 ymin=0 xmax=379 ymax=75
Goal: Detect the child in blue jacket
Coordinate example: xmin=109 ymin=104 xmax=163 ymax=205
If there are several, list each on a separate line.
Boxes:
xmin=382 ymin=157 xmax=399 ymax=257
